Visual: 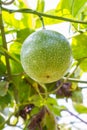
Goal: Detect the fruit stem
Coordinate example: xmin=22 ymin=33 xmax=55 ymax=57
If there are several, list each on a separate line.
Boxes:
xmin=33 ymin=83 xmax=44 ymax=100
xmin=39 ymin=81 xmax=64 ymax=95
xmin=39 ymin=16 xmax=45 ymax=29
xmin=39 ymin=83 xmax=48 ymax=98
xmin=49 ymin=80 xmax=64 ymax=94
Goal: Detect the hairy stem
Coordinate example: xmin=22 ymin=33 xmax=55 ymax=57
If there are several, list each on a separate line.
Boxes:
xmin=1 ymin=7 xmax=87 ymax=24
xmin=0 ymin=4 xmax=11 ymax=80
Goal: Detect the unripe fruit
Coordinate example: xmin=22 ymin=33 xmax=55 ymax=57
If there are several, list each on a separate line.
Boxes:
xmin=21 ymin=29 xmax=72 ymax=83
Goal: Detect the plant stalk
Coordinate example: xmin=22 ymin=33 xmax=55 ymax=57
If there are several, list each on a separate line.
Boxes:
xmin=2 ymin=7 xmax=87 ymax=24
xmin=63 ymin=77 xmax=87 ymax=84
xmin=0 ymin=4 xmax=11 ymax=80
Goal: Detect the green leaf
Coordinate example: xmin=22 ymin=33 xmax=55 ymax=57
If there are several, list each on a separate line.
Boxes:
xmin=21 ymin=13 xmax=35 ymax=29
xmin=2 ymin=11 xmax=25 ymax=29
xmin=46 ymin=97 xmax=58 ymax=105
xmin=0 ymin=115 xmax=5 ymax=129
xmin=2 ymin=10 xmax=34 ymax=30
xmin=30 ymin=107 xmax=40 ymax=117
xmin=44 ymin=107 xmax=57 ymax=130
xmin=0 ymin=81 xmax=9 ymax=97
xmin=11 ymin=75 xmax=36 ymax=104
xmin=9 ymin=42 xmax=23 ymax=74
xmin=0 ymin=115 xmax=5 ymax=124
xmin=74 ymin=103 xmax=87 ymax=113
xmin=57 ymin=0 xmax=73 ymax=14
xmin=47 ymin=104 xmax=65 ymax=116
xmin=44 ymin=9 xmax=65 ymax=24
xmin=35 ymin=9 xmax=71 ymax=28
xmin=10 ymin=60 xmax=23 ymax=74
xmin=0 ymin=60 xmax=6 ymax=76
xmin=17 ymin=79 xmax=32 ymax=103
xmin=46 ymin=97 xmax=65 ymax=116
xmin=30 ymin=95 xmax=43 ymax=107
xmin=0 ymin=36 xmax=2 ymax=45
xmin=36 ymin=0 xmax=45 ymax=12
xmin=9 ymin=42 xmax=21 ymax=55
xmin=72 ymin=89 xmax=83 ymax=103
xmin=13 ymin=0 xmax=35 ymax=29
xmin=71 ymin=32 xmax=87 ymax=71
xmin=14 ymin=0 xmax=27 ymax=8
xmin=17 ymin=28 xmax=34 ymax=43
xmin=71 ymin=0 xmax=87 ymax=17
xmin=57 ymin=0 xmax=87 ymax=17
xmin=0 ymin=93 xmax=11 ymax=108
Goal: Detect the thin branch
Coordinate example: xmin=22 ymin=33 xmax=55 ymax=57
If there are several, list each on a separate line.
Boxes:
xmin=64 ymin=109 xmax=87 ymax=125
xmin=1 ymin=73 xmax=87 ymax=84
xmin=50 ymin=80 xmax=64 ymax=94
xmin=63 ymin=77 xmax=87 ymax=84
xmin=65 ymin=66 xmax=78 ymax=81
xmin=1 ymin=7 xmax=87 ymax=24
xmin=1 ymin=0 xmax=15 ymax=5
xmin=39 ymin=79 xmax=64 ymax=95
xmin=0 ymin=111 xmax=18 ymax=129
xmin=0 ymin=46 xmax=21 ymax=64
xmin=63 ymin=57 xmax=87 ymax=83
xmin=64 ymin=56 xmax=87 ymax=83
xmin=76 ymin=56 xmax=87 ymax=63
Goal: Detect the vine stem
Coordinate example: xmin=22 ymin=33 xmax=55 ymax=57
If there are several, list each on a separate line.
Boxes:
xmin=0 ymin=4 xmax=11 ymax=79
xmin=63 ymin=109 xmax=87 ymax=125
xmin=63 ymin=77 xmax=87 ymax=84
xmin=1 ymin=0 xmax=15 ymax=5
xmin=0 ymin=111 xmax=18 ymax=129
xmin=1 ymin=7 xmax=87 ymax=24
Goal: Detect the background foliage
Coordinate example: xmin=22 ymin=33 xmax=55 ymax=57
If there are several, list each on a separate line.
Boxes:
xmin=0 ymin=0 xmax=87 ymax=130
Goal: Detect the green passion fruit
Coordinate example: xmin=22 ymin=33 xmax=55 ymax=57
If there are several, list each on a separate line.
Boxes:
xmin=21 ymin=29 xmax=72 ymax=83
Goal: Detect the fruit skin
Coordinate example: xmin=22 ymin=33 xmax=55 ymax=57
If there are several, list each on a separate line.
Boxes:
xmin=21 ymin=29 xmax=72 ymax=83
